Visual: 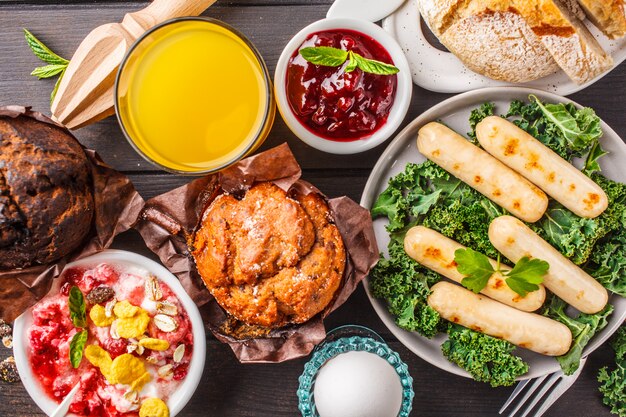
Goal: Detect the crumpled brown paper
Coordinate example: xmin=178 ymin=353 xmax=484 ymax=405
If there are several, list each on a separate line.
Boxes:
xmin=135 ymin=143 xmax=379 ymax=363
xmin=0 ymin=106 xmax=144 ymax=322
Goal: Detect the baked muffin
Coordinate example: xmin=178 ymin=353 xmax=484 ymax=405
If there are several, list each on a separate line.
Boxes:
xmin=192 ymin=182 xmax=346 ymax=328
xmin=0 ymin=115 xmax=94 ymax=269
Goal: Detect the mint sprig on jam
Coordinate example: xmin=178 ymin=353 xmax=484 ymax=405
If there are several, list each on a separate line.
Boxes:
xmin=68 ymin=286 xmax=88 ymax=368
xmin=299 ymin=46 xmax=399 ymax=75
xmin=454 ymin=248 xmax=549 ymax=297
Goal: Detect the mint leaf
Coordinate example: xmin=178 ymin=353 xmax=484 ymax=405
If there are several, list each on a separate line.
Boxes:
xmin=455 ymin=248 xmax=495 ymax=293
xmin=69 ymin=286 xmax=87 ymax=328
xmin=353 ymin=53 xmax=399 ymax=75
xmin=299 ymin=46 xmax=348 ymax=67
xmin=504 ymin=257 xmax=548 ymax=297
xmin=69 ymin=329 xmax=88 ymax=368
xmin=30 ymin=63 xmax=66 ymax=79
xmin=50 ymin=70 xmax=65 ymax=105
xmin=24 ymin=28 xmax=69 ymax=65
xmin=345 ymin=51 xmax=358 ymax=72
xmin=299 ymin=46 xmax=399 ymax=76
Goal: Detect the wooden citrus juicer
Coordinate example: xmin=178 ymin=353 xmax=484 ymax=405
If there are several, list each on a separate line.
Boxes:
xmin=50 ymin=0 xmax=217 ymax=129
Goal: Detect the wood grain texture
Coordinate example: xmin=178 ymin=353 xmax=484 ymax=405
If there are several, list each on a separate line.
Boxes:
xmin=0 ymin=1 xmax=625 ymax=416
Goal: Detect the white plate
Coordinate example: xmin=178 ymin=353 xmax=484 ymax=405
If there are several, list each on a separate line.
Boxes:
xmin=382 ymin=0 xmax=626 ymax=95
xmin=360 ymin=87 xmax=626 ymax=380
xmin=13 ymin=249 xmax=206 ymax=416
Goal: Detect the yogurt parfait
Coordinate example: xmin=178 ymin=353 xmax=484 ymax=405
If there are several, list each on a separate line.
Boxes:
xmin=27 ymin=262 xmax=194 ymax=417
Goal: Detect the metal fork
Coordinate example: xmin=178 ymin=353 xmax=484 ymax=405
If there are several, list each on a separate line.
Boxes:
xmin=499 ymin=357 xmax=587 ymax=417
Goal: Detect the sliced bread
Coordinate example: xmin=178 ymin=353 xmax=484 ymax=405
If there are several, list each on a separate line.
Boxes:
xmin=440 ymin=10 xmax=560 ymax=82
xmin=576 ymin=0 xmax=626 ymax=39
xmin=519 ymin=0 xmax=613 ymax=84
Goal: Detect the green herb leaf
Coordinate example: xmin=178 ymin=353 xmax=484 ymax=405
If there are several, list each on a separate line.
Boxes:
xmin=345 ymin=51 xmax=358 ymax=72
xmin=69 ymin=329 xmax=88 ymax=368
xmin=69 ymin=286 xmax=87 ymax=328
xmin=299 ymin=46 xmax=348 ymax=67
xmin=299 ymin=46 xmax=399 ymax=75
xmin=30 ymin=63 xmax=66 ymax=79
xmin=353 ymin=53 xmax=399 ymax=75
xmin=455 ymin=248 xmax=495 ymax=293
xmin=504 ymin=256 xmax=548 ymax=297
xmin=50 ymin=69 xmax=65 ymax=105
xmin=23 ymin=28 xmax=69 ymax=65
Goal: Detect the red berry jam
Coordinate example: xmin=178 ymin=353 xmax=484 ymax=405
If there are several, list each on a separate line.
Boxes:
xmin=286 ymin=29 xmax=397 ymax=141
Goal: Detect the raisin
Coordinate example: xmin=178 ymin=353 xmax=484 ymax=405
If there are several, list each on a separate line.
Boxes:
xmin=86 ymin=285 xmax=115 ymax=304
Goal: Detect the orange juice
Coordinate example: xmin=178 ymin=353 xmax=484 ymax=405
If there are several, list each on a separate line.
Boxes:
xmin=116 ymin=18 xmax=275 ymax=174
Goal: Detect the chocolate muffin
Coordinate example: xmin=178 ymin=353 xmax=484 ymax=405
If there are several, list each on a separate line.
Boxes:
xmin=192 ymin=182 xmax=346 ymax=328
xmin=0 ymin=115 xmax=94 ymax=269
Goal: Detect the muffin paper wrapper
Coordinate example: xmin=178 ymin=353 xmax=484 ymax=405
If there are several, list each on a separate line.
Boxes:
xmin=0 ymin=106 xmax=145 ymax=322
xmin=135 ymin=143 xmax=379 ymax=363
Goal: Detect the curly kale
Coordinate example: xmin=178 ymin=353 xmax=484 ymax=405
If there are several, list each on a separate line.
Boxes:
xmin=468 ymin=102 xmax=495 ymax=141
xmin=542 ymin=296 xmax=613 ymax=375
xmin=369 ymin=238 xmax=441 ymax=337
xmin=598 ymin=326 xmax=626 ymax=416
xmin=442 ymin=324 xmax=528 ymax=387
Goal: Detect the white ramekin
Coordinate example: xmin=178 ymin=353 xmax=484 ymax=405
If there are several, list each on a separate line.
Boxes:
xmin=274 ymin=18 xmax=412 ymax=154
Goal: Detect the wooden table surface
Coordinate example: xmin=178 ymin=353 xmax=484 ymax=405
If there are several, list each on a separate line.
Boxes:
xmin=0 ymin=1 xmax=625 ymax=416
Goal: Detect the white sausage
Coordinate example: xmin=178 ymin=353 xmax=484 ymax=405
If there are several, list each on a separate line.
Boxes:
xmin=428 ymin=282 xmax=572 ymax=356
xmin=489 ymin=215 xmax=608 ymax=314
xmin=476 ymin=116 xmax=608 ymax=218
xmin=404 ymin=226 xmax=545 ymax=311
xmin=417 ymin=122 xmax=548 ymax=223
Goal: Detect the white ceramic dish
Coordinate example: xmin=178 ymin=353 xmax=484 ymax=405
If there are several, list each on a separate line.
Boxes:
xmin=382 ymin=0 xmax=626 ymax=95
xmin=13 ymin=249 xmax=206 ymax=416
xmin=360 ymin=87 xmax=626 ymax=380
xmin=274 ymin=18 xmax=412 ymax=154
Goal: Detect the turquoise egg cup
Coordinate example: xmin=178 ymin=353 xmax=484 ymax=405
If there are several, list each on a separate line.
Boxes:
xmin=297 ymin=325 xmax=414 ymax=417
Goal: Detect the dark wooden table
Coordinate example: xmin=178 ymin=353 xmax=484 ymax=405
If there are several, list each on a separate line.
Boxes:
xmin=0 ymin=1 xmax=624 ymax=416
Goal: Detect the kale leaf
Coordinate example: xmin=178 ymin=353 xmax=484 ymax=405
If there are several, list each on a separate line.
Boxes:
xmin=542 ymin=295 xmax=613 ymax=375
xmin=369 ymin=238 xmax=442 ymax=338
xmin=442 ymin=323 xmax=529 ymax=387
xmin=598 ymin=326 xmax=626 ymax=416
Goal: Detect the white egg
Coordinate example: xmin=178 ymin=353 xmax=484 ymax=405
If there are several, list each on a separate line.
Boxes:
xmin=313 ymin=351 xmax=403 ymax=417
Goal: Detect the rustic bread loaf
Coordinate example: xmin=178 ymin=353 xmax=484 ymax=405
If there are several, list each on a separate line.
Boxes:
xmin=576 ymin=0 xmax=626 ymax=39
xmin=417 ymin=0 xmax=615 ymax=84
xmin=440 ymin=10 xmax=560 ymax=82
xmin=0 ymin=115 xmax=94 ymax=269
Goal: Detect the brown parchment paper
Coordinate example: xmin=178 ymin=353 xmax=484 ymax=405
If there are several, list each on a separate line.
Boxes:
xmin=135 ymin=143 xmax=379 ymax=363
xmin=0 ymin=106 xmax=144 ymax=322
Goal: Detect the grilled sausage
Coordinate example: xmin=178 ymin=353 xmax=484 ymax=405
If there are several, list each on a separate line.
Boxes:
xmin=428 ymin=281 xmax=572 ymax=356
xmin=476 ymin=116 xmax=608 ymax=218
xmin=417 ymin=122 xmax=548 ymax=222
xmin=404 ymin=226 xmax=545 ymax=311
xmin=489 ymin=215 xmax=608 ymax=314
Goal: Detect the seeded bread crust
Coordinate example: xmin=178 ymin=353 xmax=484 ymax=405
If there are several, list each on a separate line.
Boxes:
xmin=0 ymin=116 xmax=94 ymax=269
xmin=576 ymin=0 xmax=626 ymax=39
xmin=418 ymin=0 xmax=615 ymax=84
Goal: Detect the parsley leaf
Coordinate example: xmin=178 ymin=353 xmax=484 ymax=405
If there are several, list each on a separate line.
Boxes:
xmin=454 ymin=248 xmax=495 ymax=293
xmin=505 ymin=257 xmax=549 ymax=297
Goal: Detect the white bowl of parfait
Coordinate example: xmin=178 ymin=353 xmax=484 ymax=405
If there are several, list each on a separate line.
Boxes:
xmin=13 ymin=249 xmax=205 ymax=417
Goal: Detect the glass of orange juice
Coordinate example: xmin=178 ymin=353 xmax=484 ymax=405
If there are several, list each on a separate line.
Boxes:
xmin=115 ymin=17 xmax=275 ymax=175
